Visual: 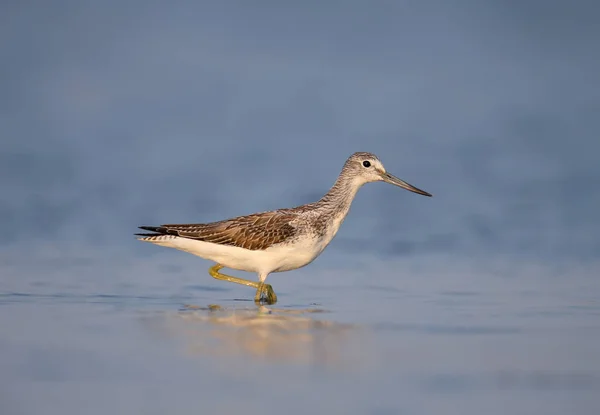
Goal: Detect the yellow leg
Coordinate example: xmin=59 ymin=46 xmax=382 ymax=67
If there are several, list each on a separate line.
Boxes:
xmin=208 ymin=264 xmax=277 ymax=304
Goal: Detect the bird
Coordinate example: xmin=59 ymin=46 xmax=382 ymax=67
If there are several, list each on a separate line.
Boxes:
xmin=136 ymin=152 xmax=432 ymax=304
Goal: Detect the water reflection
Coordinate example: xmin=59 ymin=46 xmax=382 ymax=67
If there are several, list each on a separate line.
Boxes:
xmin=151 ymin=303 xmax=369 ymax=367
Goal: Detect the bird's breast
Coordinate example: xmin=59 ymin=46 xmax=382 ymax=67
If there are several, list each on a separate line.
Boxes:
xmin=265 ymin=234 xmax=328 ymax=273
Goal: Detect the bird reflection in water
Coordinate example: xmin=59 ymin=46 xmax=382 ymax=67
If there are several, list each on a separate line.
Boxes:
xmin=156 ymin=303 xmax=369 ymax=368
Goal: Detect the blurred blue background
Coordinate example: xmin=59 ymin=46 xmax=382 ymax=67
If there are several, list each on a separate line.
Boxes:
xmin=3 ymin=0 xmax=599 ymax=262
xmin=1 ymin=1 xmax=599 ymax=414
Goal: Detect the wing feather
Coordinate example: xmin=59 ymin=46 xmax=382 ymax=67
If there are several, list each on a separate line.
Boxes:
xmin=140 ymin=211 xmax=298 ymax=251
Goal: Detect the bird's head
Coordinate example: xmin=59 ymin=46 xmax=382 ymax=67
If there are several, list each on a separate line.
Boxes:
xmin=343 ymin=152 xmax=432 ymax=197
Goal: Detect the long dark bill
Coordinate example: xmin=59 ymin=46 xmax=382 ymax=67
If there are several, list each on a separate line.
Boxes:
xmin=381 ymin=172 xmax=432 ymax=197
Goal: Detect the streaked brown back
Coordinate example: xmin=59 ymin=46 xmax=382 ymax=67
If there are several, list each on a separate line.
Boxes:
xmin=161 ymin=210 xmax=298 ymax=251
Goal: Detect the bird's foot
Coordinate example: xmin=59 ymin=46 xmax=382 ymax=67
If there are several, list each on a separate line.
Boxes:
xmin=254 ymin=283 xmax=277 ymax=305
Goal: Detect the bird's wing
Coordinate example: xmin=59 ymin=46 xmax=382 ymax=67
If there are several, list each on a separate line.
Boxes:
xmin=137 ymin=210 xmax=298 ymax=251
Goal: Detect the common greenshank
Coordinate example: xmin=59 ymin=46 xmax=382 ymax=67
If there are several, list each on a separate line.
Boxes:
xmin=136 ymin=152 xmax=432 ymax=304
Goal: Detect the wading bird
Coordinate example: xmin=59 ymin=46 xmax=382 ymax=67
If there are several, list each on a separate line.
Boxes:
xmin=136 ymin=152 xmax=432 ymax=304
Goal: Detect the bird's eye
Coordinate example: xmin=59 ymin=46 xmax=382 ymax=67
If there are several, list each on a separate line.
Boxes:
xmin=362 ymin=160 xmax=371 ymax=168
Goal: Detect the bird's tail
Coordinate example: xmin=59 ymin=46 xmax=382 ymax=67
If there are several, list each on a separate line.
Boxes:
xmin=135 ymin=226 xmax=176 ymax=241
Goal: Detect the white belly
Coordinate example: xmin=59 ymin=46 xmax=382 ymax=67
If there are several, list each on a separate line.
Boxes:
xmin=141 ymin=234 xmax=327 ymax=275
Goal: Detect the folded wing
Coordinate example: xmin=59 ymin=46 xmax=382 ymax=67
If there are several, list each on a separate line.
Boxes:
xmin=136 ymin=211 xmax=298 ymax=251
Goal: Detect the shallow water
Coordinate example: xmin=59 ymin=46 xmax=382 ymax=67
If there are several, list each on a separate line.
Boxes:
xmin=1 ymin=256 xmax=599 ymax=415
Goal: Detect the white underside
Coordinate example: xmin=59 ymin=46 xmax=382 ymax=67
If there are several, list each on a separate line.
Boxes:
xmin=139 ymin=235 xmax=329 ymax=281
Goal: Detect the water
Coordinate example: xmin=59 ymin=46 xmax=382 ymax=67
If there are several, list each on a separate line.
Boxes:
xmin=1 ymin=254 xmax=599 ymax=415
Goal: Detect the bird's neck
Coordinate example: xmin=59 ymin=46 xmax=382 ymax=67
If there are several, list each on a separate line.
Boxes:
xmin=315 ymin=170 xmax=363 ymax=221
